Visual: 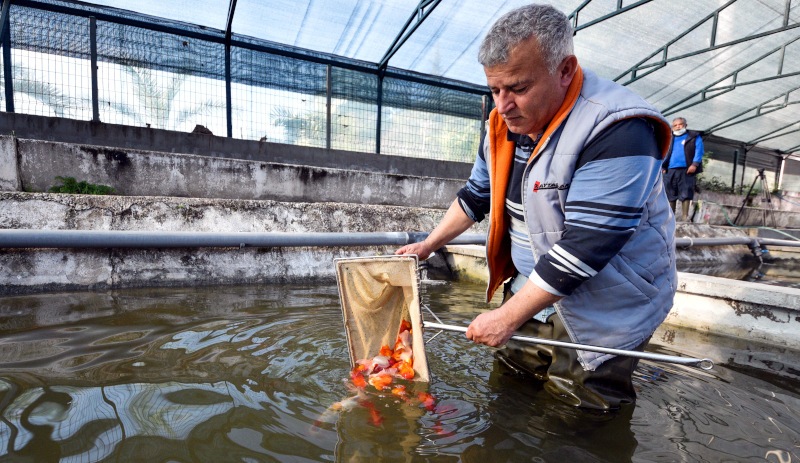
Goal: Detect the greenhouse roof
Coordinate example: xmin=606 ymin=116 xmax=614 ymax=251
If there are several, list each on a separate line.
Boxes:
xmin=21 ymin=0 xmax=800 ymax=154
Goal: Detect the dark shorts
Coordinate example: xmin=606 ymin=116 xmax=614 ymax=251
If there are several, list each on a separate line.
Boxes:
xmin=495 ymin=283 xmax=648 ymax=410
xmin=664 ymin=168 xmax=696 ymax=201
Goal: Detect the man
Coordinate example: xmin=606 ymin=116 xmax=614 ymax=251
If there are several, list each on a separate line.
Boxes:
xmin=396 ymin=4 xmax=676 ymax=410
xmin=663 ymin=117 xmax=705 ymax=221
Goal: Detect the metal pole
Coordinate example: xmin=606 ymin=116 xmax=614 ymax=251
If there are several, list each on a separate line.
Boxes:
xmin=90 ymin=16 xmax=99 ymax=122
xmin=0 ymin=229 xmax=487 ymax=249
xmin=225 ymin=44 xmax=232 ymax=138
xmin=423 ymin=321 xmax=714 ymax=370
xmin=376 ymin=73 xmax=383 ymax=155
xmin=326 ymin=64 xmax=332 ymax=150
xmin=1 ymin=0 xmax=13 ymax=113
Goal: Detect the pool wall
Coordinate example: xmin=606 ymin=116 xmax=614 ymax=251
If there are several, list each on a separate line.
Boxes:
xmin=0 ymin=192 xmax=486 ymax=294
xmin=442 ymin=244 xmax=800 ymax=351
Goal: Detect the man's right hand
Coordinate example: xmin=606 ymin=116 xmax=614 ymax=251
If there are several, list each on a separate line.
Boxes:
xmin=395 ymin=241 xmax=433 ymax=260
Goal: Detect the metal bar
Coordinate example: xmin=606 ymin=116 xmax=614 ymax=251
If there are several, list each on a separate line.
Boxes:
xmin=378 ymin=0 xmax=441 ymax=71
xmin=570 ymin=0 xmax=654 ymax=33
xmin=704 ymin=84 xmax=800 ymax=133
xmin=225 ymin=45 xmax=232 ymax=138
xmin=0 ymin=229 xmax=487 ymax=249
xmin=748 ymin=121 xmax=800 ymax=144
xmin=376 ymin=73 xmax=383 ymax=154
xmin=326 ymin=64 xmax=332 ymax=150
xmin=423 ymin=322 xmax=714 ymax=370
xmin=90 ymin=16 xmax=99 ymax=122
xmin=618 ymin=9 xmax=800 ymax=87
xmin=2 ymin=0 xmax=12 ymax=113
xmin=224 ymin=0 xmax=237 ymax=139
xmin=662 ymin=35 xmax=800 ymax=114
xmin=224 ymin=0 xmax=237 ymax=43
xmin=615 ymin=0 xmax=738 ymax=83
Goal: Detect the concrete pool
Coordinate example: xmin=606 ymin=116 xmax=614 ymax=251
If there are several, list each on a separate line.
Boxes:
xmin=0 ymin=281 xmax=796 ymax=462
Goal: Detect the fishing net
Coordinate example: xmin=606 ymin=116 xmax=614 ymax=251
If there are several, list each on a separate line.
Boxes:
xmin=334 ymin=255 xmax=430 ymax=382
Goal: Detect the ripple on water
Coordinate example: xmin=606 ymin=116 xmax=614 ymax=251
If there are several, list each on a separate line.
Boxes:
xmin=0 ymin=282 xmax=798 ymax=462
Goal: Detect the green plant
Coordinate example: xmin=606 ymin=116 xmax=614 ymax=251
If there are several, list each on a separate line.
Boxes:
xmin=49 ymin=176 xmax=116 ymax=195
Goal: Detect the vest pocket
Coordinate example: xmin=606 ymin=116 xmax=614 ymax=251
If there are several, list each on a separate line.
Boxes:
xmin=608 ymin=257 xmax=659 ymax=299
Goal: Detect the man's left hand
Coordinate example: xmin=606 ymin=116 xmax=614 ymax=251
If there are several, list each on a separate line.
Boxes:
xmin=687 ymin=164 xmax=697 ymax=174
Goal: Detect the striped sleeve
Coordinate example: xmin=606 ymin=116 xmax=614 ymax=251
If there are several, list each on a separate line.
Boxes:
xmin=456 ymin=133 xmax=491 ymax=222
xmin=532 ymin=118 xmax=663 ymax=296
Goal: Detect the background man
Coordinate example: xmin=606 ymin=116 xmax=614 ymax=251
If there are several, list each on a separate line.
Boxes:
xmin=396 ymin=3 xmax=676 ymax=410
xmin=663 ymin=117 xmax=705 ymax=221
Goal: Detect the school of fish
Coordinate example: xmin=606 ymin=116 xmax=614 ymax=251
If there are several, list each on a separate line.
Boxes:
xmin=313 ymin=319 xmax=437 ymax=429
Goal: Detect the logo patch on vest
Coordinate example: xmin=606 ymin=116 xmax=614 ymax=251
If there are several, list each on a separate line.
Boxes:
xmin=532 ymin=181 xmax=570 ymax=192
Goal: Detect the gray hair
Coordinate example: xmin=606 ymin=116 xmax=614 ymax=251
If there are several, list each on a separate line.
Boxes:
xmin=478 ymin=4 xmax=574 ymax=74
xmin=673 ymin=117 xmax=687 ymax=126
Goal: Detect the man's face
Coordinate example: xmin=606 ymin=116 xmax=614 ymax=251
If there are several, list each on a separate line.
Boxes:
xmin=484 ymin=37 xmax=574 ymax=137
xmin=672 ymin=119 xmax=686 ymax=131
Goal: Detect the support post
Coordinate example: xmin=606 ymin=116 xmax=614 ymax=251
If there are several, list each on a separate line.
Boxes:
xmin=376 ymin=73 xmax=383 ymax=155
xmin=90 ymin=16 xmax=99 ymax=122
xmin=326 ymin=64 xmax=332 ymax=150
xmin=1 ymin=0 xmax=13 ymax=113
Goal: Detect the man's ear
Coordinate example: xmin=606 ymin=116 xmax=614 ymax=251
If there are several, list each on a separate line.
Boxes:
xmin=558 ymin=55 xmax=579 ymax=87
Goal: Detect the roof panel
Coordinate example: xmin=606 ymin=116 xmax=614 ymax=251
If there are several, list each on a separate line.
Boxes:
xmin=19 ymin=0 xmax=800 ymax=153
xmin=232 ymin=0 xmax=413 ymax=64
xmin=85 ymin=0 xmax=229 ymax=29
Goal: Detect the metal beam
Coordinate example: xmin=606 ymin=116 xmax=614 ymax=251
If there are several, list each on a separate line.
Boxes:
xmin=1 ymin=0 xmax=12 ymax=113
xmin=568 ymin=0 xmax=654 ymax=33
xmin=748 ymin=120 xmax=800 ymax=145
xmin=705 ymin=84 xmax=800 ymax=134
xmin=224 ymin=0 xmax=237 ymax=139
xmin=618 ymin=22 xmax=800 ymax=86
xmin=378 ymin=0 xmax=441 ymax=71
xmin=662 ymin=35 xmax=800 ymax=115
xmin=615 ymin=0 xmax=738 ymax=83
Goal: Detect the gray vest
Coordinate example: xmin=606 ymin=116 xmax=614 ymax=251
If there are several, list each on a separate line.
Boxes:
xmin=521 ymin=69 xmax=676 ymax=370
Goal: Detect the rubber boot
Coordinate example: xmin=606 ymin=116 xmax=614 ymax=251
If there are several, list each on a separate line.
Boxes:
xmin=681 ymin=201 xmax=690 ymax=222
xmin=669 ymin=200 xmax=677 ymax=217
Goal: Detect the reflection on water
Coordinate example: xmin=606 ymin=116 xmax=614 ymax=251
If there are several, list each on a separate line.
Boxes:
xmin=0 ymin=282 xmax=798 ymax=462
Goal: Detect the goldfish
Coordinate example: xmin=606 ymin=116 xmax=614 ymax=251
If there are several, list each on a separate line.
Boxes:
xmin=324 ymin=317 xmax=439 ymax=429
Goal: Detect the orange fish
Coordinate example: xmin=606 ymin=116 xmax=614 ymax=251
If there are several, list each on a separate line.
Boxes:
xmin=417 ymin=392 xmax=436 ymax=411
xmin=368 ymin=372 xmax=393 ymax=391
xmin=397 ymin=361 xmax=415 ymax=380
xmin=379 ymin=344 xmax=393 ymax=357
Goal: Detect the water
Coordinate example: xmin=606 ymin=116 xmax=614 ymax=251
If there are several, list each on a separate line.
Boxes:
xmin=0 ymin=282 xmax=798 ymax=462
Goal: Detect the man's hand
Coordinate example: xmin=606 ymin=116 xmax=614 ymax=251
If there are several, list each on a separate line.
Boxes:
xmin=466 ymin=278 xmax=563 ymax=347
xmin=395 ymin=241 xmax=434 ymax=260
xmin=465 ymin=307 xmax=517 ymax=347
xmin=687 ymin=164 xmax=697 ymax=175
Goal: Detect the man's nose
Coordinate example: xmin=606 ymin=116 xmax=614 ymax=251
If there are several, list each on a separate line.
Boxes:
xmin=494 ymin=91 xmax=515 ymax=114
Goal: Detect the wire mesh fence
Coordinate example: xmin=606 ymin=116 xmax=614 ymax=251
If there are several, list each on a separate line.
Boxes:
xmin=2 ymin=2 xmax=487 ymax=164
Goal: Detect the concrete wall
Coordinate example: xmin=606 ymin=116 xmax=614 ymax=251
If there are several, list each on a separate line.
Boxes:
xmin=0 ymin=192 xmax=487 ymax=295
xmin=1 ymin=136 xmax=465 ymax=209
xmin=0 ymin=112 xmax=473 ymax=179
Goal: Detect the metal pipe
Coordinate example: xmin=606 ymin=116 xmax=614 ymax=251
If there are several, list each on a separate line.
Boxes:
xmin=5 ymin=230 xmax=799 ymax=250
xmin=0 ymin=229 xmax=486 ymax=249
xmin=423 ymin=321 xmax=714 ymax=370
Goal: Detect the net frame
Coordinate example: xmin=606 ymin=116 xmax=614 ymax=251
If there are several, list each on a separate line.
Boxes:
xmin=334 ymin=255 xmax=430 ymax=382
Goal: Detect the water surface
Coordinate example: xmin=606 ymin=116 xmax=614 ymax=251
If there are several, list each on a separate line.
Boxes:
xmin=0 ymin=282 xmax=797 ymax=462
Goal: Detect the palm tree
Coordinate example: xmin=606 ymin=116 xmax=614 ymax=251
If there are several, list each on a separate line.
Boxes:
xmin=102 ymin=63 xmax=225 ymax=131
